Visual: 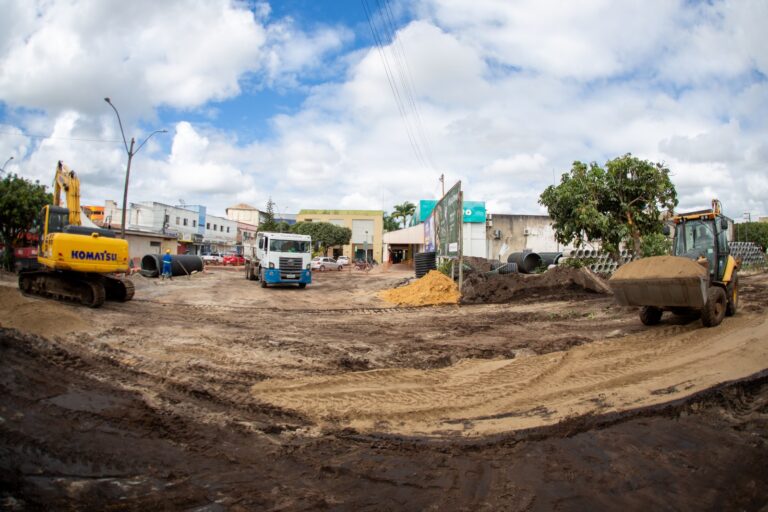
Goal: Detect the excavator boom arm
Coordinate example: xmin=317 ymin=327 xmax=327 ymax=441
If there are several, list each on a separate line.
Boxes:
xmin=53 ymin=161 xmax=81 ymax=226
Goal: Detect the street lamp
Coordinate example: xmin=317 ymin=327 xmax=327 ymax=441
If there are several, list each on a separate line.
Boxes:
xmin=104 ymin=97 xmax=167 ymax=238
xmin=0 ymin=156 xmax=13 ymax=174
xmin=364 ymin=230 xmax=369 ymax=263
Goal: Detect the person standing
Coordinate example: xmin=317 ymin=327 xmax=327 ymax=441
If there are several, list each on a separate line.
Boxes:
xmin=161 ymin=249 xmax=173 ymax=280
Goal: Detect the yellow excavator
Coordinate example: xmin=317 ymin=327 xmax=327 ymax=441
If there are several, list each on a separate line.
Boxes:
xmin=610 ymin=199 xmax=738 ymax=327
xmin=18 ymin=161 xmax=134 ymax=307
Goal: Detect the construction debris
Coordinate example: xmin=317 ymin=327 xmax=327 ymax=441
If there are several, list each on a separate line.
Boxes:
xmin=379 ymin=270 xmax=461 ymax=306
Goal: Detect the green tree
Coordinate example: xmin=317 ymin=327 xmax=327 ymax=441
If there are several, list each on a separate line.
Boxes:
xmin=539 ymin=154 xmax=677 ymax=258
xmin=392 ymin=201 xmax=416 ymax=228
xmin=734 ymin=222 xmax=768 ymax=251
xmin=291 ymin=222 xmax=351 ymax=254
xmin=0 ymin=173 xmax=52 ymax=270
xmin=275 ymin=221 xmax=291 ymax=233
xmin=383 ymin=213 xmax=400 ymax=232
xmin=259 ymin=197 xmax=278 ymax=232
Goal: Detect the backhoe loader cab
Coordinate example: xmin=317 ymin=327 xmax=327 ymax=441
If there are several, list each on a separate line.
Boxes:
xmin=610 ymin=200 xmax=738 ymax=328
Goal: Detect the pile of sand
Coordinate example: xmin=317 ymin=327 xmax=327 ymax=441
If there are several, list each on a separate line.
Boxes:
xmin=461 ymin=266 xmax=611 ymax=304
xmin=379 ymin=270 xmax=461 ymax=306
xmin=0 ymin=286 xmax=87 ymax=337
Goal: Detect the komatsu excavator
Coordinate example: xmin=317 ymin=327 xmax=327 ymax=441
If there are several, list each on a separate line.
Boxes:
xmin=17 ymin=161 xmax=134 ymax=307
xmin=610 ymin=199 xmax=738 ymax=327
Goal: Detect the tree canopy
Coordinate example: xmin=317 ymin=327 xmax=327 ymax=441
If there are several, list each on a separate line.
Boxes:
xmin=383 ymin=213 xmax=400 ymax=232
xmin=291 ymin=221 xmax=351 ymax=253
xmin=539 ymin=154 xmax=677 ymax=257
xmin=392 ymin=201 xmax=416 ymax=229
xmin=0 ymin=173 xmax=52 ymax=270
xmin=734 ymin=222 xmax=768 ymax=251
xmin=259 ymin=197 xmax=278 ymax=232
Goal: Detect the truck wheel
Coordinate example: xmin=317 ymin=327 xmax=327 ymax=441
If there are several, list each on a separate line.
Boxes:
xmin=260 ymin=268 xmax=267 ymax=288
xmin=639 ymin=306 xmax=663 ymax=325
xmin=701 ymin=286 xmax=727 ymax=327
xmin=726 ymin=271 xmax=738 ymax=317
xmin=298 ymin=283 xmax=307 ymax=289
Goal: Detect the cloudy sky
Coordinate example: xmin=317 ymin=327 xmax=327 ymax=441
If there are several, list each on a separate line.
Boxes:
xmin=0 ymin=0 xmax=766 ymax=220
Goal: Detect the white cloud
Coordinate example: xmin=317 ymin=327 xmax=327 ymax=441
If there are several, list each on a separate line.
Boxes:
xmin=2 ymin=0 xmax=767 ymax=221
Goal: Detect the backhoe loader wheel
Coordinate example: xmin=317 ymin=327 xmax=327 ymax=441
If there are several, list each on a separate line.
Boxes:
xmin=639 ymin=306 xmax=663 ymax=326
xmin=726 ymin=271 xmax=738 ymax=317
xmin=260 ymin=268 xmax=267 ymax=288
xmin=701 ymin=286 xmax=727 ymax=327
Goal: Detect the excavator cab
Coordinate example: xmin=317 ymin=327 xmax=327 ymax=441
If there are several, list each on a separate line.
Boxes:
xmin=671 ymin=215 xmax=730 ymax=282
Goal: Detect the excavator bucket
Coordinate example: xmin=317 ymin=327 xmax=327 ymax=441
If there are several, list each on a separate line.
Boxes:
xmin=609 ymin=256 xmax=709 ymax=309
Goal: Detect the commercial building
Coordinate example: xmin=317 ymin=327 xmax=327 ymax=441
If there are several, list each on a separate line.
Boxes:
xmin=297 ymin=209 xmax=384 ymax=262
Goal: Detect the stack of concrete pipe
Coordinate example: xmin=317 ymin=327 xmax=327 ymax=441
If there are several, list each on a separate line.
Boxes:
xmin=557 ymin=248 xmax=637 ymax=275
xmin=729 ymin=241 xmax=767 ymax=266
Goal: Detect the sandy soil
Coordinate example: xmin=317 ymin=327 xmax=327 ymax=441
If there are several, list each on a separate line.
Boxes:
xmin=1 ymin=266 xmax=767 ymax=510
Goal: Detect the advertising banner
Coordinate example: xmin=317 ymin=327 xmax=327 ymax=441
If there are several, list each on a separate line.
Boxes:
xmin=434 ymin=181 xmax=462 ymax=259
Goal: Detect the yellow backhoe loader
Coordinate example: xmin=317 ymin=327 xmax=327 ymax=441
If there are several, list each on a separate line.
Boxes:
xmin=610 ymin=199 xmax=738 ymax=327
xmin=17 ymin=161 xmax=134 ymax=307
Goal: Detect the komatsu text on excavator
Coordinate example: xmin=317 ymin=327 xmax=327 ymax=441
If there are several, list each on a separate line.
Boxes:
xmin=610 ymin=199 xmax=738 ymax=327
xmin=17 ymin=161 xmax=134 ymax=307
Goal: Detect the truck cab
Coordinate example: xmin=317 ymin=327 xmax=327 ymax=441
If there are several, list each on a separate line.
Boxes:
xmin=244 ymin=232 xmax=312 ymax=288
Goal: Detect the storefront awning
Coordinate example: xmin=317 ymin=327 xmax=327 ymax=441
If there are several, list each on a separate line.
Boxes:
xmin=383 ymin=224 xmax=424 ymax=245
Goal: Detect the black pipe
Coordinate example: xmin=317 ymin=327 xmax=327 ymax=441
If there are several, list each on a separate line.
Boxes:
xmin=140 ymin=254 xmax=204 ymax=278
xmin=537 ymin=252 xmax=563 ymax=266
xmin=507 ymin=251 xmax=543 ymax=274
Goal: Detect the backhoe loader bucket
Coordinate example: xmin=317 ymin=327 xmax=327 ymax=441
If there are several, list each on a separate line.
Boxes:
xmin=609 ymin=256 xmax=708 ymax=309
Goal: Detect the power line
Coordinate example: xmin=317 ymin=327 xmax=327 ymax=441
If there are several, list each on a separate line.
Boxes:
xmin=361 ymin=0 xmax=437 ymax=171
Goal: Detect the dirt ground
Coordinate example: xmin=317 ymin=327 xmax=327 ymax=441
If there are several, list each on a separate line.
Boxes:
xmin=1 ymin=265 xmax=767 ymax=510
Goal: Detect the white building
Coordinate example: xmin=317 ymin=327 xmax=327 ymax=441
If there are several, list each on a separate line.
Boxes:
xmin=204 ymin=214 xmax=238 ymax=253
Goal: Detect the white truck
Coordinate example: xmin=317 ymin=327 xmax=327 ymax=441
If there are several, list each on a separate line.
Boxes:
xmin=244 ymin=231 xmax=312 ymax=288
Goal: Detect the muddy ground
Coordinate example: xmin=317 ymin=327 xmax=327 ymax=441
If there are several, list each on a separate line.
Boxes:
xmin=1 ymin=266 xmax=767 ymax=510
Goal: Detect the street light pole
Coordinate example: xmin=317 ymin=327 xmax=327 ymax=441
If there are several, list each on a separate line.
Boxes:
xmin=104 ymin=97 xmax=167 ymax=238
xmin=0 ymin=156 xmax=13 ymax=174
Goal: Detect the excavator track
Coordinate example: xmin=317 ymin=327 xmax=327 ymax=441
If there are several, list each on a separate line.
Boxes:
xmin=18 ymin=271 xmax=133 ymax=308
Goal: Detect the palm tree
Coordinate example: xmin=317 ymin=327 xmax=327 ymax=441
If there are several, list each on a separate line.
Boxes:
xmin=392 ymin=201 xmax=416 ymax=229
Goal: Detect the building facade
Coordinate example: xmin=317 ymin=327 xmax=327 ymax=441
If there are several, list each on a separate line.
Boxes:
xmin=297 ymin=209 xmax=384 ymax=262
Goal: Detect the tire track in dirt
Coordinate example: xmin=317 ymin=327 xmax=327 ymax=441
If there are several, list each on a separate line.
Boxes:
xmin=252 ymin=313 xmax=768 ymax=436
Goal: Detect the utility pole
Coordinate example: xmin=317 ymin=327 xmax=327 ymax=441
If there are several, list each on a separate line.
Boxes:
xmin=439 ymin=173 xmax=445 ymax=197
xmin=104 ymin=97 xmax=167 ymax=238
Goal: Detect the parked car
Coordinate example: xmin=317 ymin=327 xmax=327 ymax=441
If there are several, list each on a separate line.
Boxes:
xmin=223 ymin=254 xmax=245 ymax=266
xmin=311 ymin=256 xmax=342 ymax=271
xmin=337 ymin=256 xmax=350 ymax=266
xmin=202 ymin=253 xmax=223 ymax=264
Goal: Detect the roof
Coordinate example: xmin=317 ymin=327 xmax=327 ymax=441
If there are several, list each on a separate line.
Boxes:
xmin=227 ymin=203 xmax=258 ymax=211
xmin=298 ymin=209 xmax=383 ymax=216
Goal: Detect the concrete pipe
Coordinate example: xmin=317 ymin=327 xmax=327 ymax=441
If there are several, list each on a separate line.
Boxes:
xmin=537 ymin=252 xmax=562 ymax=266
xmin=141 ymin=254 xmax=204 ymax=278
xmin=507 ymin=251 xmax=543 ymax=274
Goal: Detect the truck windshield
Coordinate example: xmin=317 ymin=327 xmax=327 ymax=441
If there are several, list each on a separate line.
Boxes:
xmin=269 ymin=239 xmax=309 ymax=253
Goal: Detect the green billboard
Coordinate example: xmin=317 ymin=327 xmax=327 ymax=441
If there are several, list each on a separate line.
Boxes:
xmin=434 ymin=181 xmax=462 ymax=258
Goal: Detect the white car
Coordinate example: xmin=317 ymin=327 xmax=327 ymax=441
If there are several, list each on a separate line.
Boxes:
xmin=201 ymin=253 xmax=223 ymax=264
xmin=311 ymin=256 xmax=342 ymax=271
xmin=337 ymin=256 xmax=350 ymax=266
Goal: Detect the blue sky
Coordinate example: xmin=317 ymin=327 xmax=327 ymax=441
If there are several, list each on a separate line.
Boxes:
xmin=0 ymin=0 xmax=766 ymax=221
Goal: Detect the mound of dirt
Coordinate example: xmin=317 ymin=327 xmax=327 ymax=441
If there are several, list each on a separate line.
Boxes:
xmin=0 ymin=286 xmax=88 ymax=337
xmin=379 ymin=270 xmax=460 ymax=306
xmin=461 ymin=266 xmax=611 ymax=304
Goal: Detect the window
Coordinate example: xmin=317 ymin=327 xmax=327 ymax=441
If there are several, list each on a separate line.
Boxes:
xmin=150 ymin=241 xmax=161 ymax=247
xmin=220 ymin=225 xmax=223 ymax=232
xmin=176 ymin=216 xmax=180 ymax=225
xmin=192 ymin=220 xmax=196 ymax=227
xmin=213 ymin=224 xmax=217 ymax=231
xmin=226 ymin=226 xmax=230 ymax=233
xmin=269 ymin=239 xmax=310 ymax=253
xmin=164 ymin=214 xmax=169 ymax=224
xmin=183 ymin=218 xmax=188 ymax=226
xmin=206 ymin=222 xmax=210 ymax=229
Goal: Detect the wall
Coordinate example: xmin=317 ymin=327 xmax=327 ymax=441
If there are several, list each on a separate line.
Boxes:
xmin=124 ymin=233 xmax=177 ymax=269
xmin=486 ymin=214 xmax=574 ymax=262
xmin=296 ymin=210 xmax=384 ymax=261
